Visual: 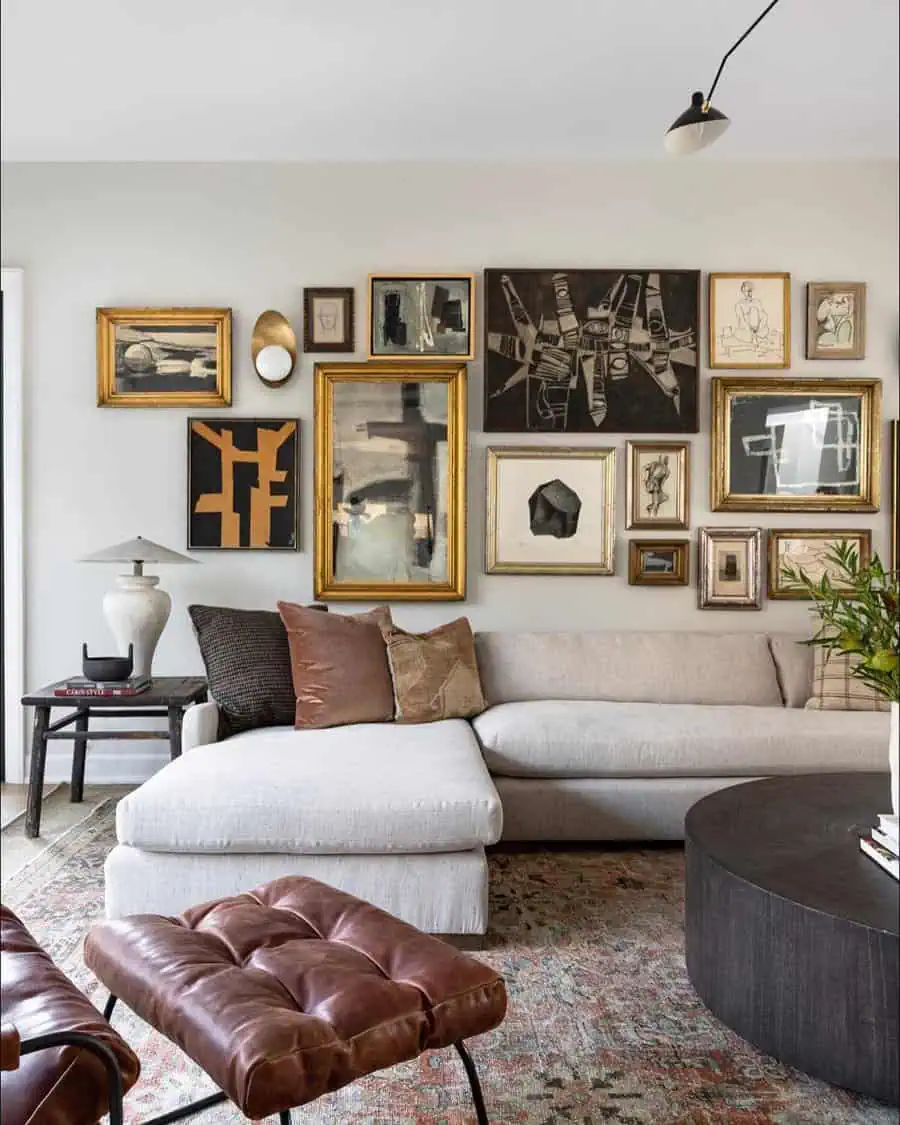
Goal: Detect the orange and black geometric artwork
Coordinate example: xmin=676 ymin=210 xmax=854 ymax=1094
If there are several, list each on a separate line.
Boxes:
xmin=188 ymin=418 xmax=299 ymax=550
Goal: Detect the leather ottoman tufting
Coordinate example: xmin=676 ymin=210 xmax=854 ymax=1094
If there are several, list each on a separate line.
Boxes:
xmin=85 ymin=875 xmax=507 ymax=1123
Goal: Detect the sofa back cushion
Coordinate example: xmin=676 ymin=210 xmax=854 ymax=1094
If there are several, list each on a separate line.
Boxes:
xmin=475 ymin=631 xmax=783 ymax=708
xmin=767 ymin=634 xmax=814 ymax=708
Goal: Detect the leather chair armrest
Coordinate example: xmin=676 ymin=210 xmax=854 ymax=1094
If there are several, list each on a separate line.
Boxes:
xmin=1 ymin=1022 xmax=20 ymax=1070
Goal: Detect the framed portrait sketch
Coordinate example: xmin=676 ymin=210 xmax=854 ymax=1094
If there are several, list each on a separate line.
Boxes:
xmin=626 ymin=441 xmax=690 ymax=530
xmin=806 ymin=282 xmax=866 ymax=360
xmin=314 ymin=362 xmax=466 ymax=600
xmin=698 ymin=527 xmax=763 ymax=610
xmin=628 ymin=540 xmax=689 ymax=586
xmin=97 ymin=307 xmax=231 ymax=407
xmin=708 ymin=273 xmax=790 ymax=369
xmin=304 ymin=288 xmax=354 ymax=353
xmin=767 ymin=529 xmax=872 ymax=600
xmin=188 ymin=418 xmax=299 ymax=550
xmin=483 ymin=269 xmax=700 ymax=433
xmin=368 ymin=275 xmax=474 ymax=360
xmin=485 ymin=447 xmax=615 ymax=575
xmin=710 ymin=376 xmax=881 ymax=512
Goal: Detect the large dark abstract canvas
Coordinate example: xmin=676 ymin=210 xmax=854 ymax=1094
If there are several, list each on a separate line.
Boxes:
xmin=188 ymin=418 xmax=299 ymax=550
xmin=484 ymin=269 xmax=700 ymax=433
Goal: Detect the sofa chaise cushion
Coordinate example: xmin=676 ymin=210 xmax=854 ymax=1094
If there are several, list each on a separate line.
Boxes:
xmin=473 ymin=700 xmax=890 ymax=777
xmin=475 ymin=631 xmax=783 ymax=707
xmin=116 ymin=719 xmax=502 ymax=854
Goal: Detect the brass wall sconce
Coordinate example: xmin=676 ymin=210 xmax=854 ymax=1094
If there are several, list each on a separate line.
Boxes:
xmin=251 ymin=310 xmax=297 ymax=387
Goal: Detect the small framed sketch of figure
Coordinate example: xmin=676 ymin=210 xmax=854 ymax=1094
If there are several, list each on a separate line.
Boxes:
xmin=806 ymin=282 xmax=866 ymax=360
xmin=368 ymin=274 xmax=475 ymax=360
xmin=768 ymin=528 xmax=872 ymax=600
xmin=626 ymin=441 xmax=690 ymax=529
xmin=708 ymin=273 xmax=790 ymax=369
xmin=304 ymin=288 xmax=355 ymax=353
xmin=97 ymin=307 xmax=231 ymax=407
xmin=486 ymin=447 xmax=615 ymax=575
xmin=628 ymin=540 xmax=690 ymax=586
xmin=698 ymin=527 xmax=763 ymax=609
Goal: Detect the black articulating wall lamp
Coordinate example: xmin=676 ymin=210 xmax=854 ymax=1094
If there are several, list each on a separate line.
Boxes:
xmin=665 ymin=0 xmax=783 ymax=155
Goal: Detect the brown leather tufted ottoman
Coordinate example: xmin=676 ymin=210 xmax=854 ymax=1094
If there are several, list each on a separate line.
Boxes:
xmin=85 ymin=875 xmax=507 ymax=1123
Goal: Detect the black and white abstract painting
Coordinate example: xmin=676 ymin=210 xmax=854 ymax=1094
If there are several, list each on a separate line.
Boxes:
xmin=115 ymin=323 xmax=218 ymax=393
xmin=486 ymin=447 xmax=615 ymax=574
xmin=484 ymin=269 xmax=700 ymax=433
xmin=369 ymin=275 xmax=474 ymax=359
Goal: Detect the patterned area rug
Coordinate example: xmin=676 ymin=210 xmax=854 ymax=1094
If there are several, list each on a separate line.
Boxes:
xmin=2 ymin=800 xmax=892 ymax=1125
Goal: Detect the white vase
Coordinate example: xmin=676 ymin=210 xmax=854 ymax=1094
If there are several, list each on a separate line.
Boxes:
xmin=890 ymin=701 xmax=899 ymax=816
xmin=102 ymin=574 xmax=171 ymax=679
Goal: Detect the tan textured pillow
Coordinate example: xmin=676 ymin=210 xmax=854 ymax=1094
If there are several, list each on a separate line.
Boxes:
xmin=382 ymin=618 xmax=486 ymax=724
xmin=805 ymin=646 xmax=891 ymax=712
xmin=277 ymin=602 xmax=394 ymax=729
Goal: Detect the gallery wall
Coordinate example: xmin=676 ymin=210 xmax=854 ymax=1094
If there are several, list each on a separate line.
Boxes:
xmin=2 ymin=159 xmax=898 ymax=781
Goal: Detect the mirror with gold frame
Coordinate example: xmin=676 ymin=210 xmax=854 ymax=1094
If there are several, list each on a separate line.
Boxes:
xmin=314 ymin=361 xmax=467 ymax=601
xmin=710 ymin=376 xmax=881 ymax=512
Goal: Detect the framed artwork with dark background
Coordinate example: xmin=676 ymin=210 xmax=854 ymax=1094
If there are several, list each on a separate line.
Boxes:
xmin=483 ymin=268 xmax=700 ymax=433
xmin=304 ymin=288 xmax=354 ymax=353
xmin=368 ymin=275 xmax=474 ymax=361
xmin=188 ymin=418 xmax=299 ymax=550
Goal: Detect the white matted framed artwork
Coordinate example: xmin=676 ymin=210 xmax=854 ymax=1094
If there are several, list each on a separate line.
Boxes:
xmin=626 ymin=441 xmax=690 ymax=530
xmin=698 ymin=527 xmax=763 ymax=609
xmin=485 ymin=447 xmax=615 ymax=575
xmin=708 ymin=273 xmax=790 ymax=369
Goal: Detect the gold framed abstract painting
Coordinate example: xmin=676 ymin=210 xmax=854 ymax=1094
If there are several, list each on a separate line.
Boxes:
xmin=314 ymin=361 xmax=467 ymax=600
xmin=767 ymin=529 xmax=872 ymax=599
xmin=628 ymin=539 xmax=690 ymax=586
xmin=368 ymin=275 xmax=475 ymax=361
xmin=187 ymin=418 xmax=299 ymax=550
xmin=97 ymin=307 xmax=231 ymax=407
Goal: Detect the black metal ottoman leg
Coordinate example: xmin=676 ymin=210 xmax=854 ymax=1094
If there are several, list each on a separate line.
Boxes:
xmin=280 ymin=1113 xmax=292 ymax=1124
xmin=104 ymin=993 xmax=118 ymax=1021
xmin=454 ymin=1041 xmax=489 ymax=1125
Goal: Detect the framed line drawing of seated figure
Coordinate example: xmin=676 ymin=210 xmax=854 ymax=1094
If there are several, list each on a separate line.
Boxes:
xmin=314 ymin=362 xmax=467 ymax=600
xmin=710 ymin=376 xmax=881 ymax=512
xmin=708 ymin=273 xmax=790 ymax=369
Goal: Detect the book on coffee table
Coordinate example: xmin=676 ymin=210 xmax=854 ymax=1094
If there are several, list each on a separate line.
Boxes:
xmin=859 ymin=835 xmax=900 ymax=880
xmin=54 ymin=675 xmax=151 ymax=698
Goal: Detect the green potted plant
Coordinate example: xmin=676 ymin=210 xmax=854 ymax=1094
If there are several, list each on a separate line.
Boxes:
xmin=782 ymin=540 xmax=899 ymax=814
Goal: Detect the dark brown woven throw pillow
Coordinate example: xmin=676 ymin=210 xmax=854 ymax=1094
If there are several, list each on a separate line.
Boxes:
xmin=277 ymin=602 xmax=395 ymax=729
xmin=381 ymin=617 xmax=486 ymax=723
xmin=188 ymin=604 xmax=326 ymax=738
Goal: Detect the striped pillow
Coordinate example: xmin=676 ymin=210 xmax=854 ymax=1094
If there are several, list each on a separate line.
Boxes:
xmin=805 ymin=646 xmax=891 ymax=712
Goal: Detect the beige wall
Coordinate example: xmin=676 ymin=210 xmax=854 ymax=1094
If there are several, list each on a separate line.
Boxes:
xmin=2 ymin=161 xmax=898 ymax=779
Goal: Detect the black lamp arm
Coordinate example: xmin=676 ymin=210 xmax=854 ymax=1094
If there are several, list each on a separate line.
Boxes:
xmin=704 ymin=0 xmax=783 ymax=109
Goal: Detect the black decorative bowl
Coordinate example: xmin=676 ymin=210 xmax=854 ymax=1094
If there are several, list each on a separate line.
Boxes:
xmin=82 ymin=643 xmax=133 ymax=682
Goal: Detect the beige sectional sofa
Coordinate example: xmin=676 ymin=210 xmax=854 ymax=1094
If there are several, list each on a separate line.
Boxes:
xmin=104 ymin=631 xmax=889 ymax=934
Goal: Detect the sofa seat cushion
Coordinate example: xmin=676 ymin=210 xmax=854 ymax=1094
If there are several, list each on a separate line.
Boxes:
xmin=116 ymin=720 xmax=501 ymax=854
xmin=472 ymin=701 xmax=890 ymax=778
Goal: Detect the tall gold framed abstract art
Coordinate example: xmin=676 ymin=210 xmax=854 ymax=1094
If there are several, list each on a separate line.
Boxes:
xmin=710 ymin=376 xmax=881 ymax=512
xmin=314 ymin=362 xmax=467 ymax=601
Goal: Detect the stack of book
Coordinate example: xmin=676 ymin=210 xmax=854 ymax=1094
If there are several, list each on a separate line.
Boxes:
xmin=54 ymin=675 xmax=151 ymax=698
xmin=859 ymin=813 xmax=899 ymax=880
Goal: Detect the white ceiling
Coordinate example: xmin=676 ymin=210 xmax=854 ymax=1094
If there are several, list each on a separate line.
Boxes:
xmin=2 ymin=0 xmax=897 ymax=161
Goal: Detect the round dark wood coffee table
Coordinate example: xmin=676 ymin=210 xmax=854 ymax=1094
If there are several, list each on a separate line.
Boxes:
xmin=685 ymin=773 xmax=899 ymax=1106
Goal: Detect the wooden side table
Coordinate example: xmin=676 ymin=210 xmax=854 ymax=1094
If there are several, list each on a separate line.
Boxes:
xmin=21 ymin=677 xmax=208 ymax=838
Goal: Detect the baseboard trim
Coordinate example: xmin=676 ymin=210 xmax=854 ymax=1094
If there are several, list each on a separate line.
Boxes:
xmin=41 ymin=746 xmax=168 ymax=785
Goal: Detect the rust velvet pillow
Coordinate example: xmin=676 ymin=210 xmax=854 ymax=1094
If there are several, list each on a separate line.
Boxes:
xmin=381 ymin=618 xmax=486 ymax=723
xmin=277 ymin=602 xmax=395 ymax=729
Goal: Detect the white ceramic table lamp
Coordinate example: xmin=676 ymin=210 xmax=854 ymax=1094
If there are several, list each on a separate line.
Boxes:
xmin=81 ymin=536 xmax=197 ymax=678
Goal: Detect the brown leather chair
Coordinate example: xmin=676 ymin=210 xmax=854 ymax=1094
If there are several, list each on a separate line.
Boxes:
xmin=1 ymin=904 xmax=140 ymax=1125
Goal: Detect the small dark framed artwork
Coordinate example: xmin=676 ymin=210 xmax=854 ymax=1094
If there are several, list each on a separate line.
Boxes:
xmin=368 ymin=274 xmax=475 ymax=360
xmin=188 ymin=418 xmax=300 ymax=550
xmin=628 ymin=540 xmax=690 ymax=586
xmin=304 ymin=288 xmax=354 ymax=353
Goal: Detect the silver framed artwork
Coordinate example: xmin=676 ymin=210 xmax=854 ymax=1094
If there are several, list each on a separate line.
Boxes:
xmin=806 ymin=282 xmax=866 ymax=360
xmin=485 ymin=447 xmax=616 ymax=575
xmin=626 ymin=441 xmax=690 ymax=530
xmin=698 ymin=527 xmax=763 ymax=610
xmin=368 ymin=274 xmax=475 ymax=360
